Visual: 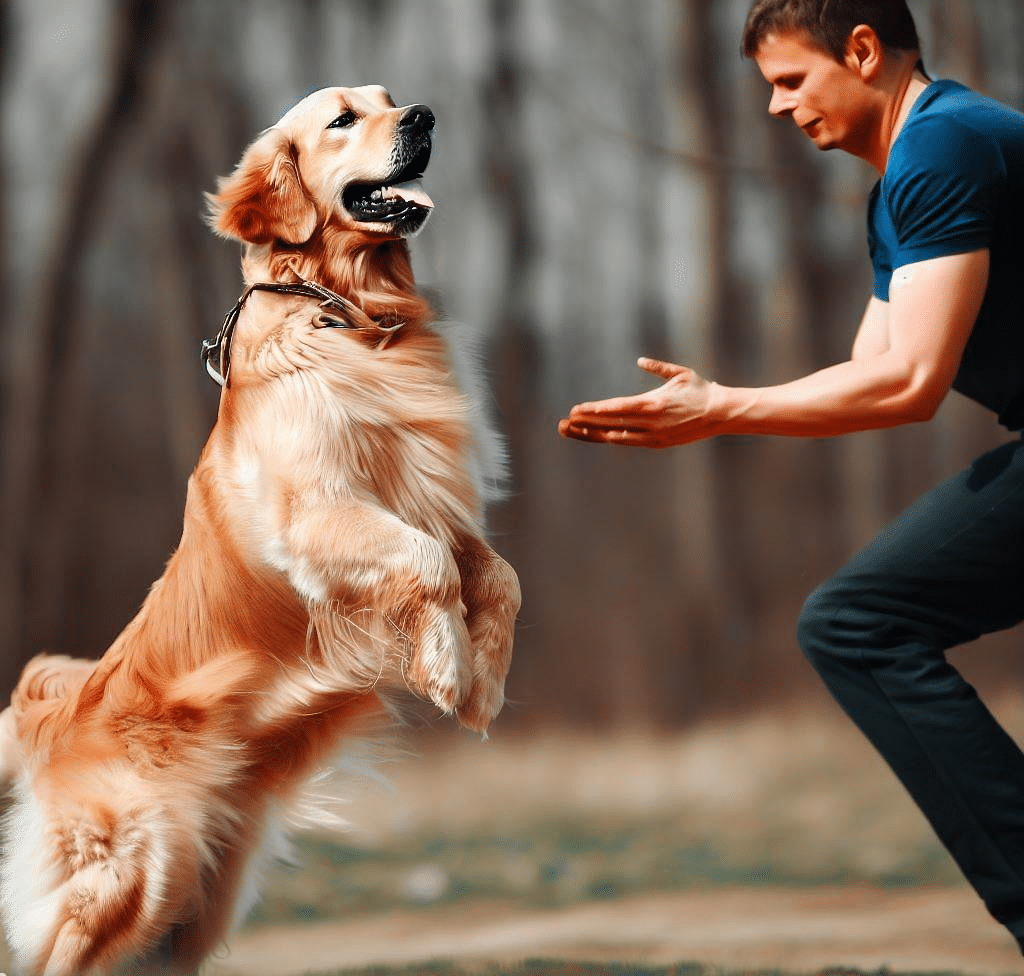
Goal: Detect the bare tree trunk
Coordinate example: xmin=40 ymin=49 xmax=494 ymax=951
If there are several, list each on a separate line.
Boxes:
xmin=0 ymin=0 xmax=18 ymax=692
xmin=480 ymin=0 xmax=545 ymax=717
xmin=0 ymin=0 xmax=165 ymax=666
xmin=684 ymin=0 xmax=766 ymax=705
xmin=0 ymin=0 xmax=9 ymax=418
xmin=944 ymin=0 xmax=985 ymax=89
xmin=137 ymin=8 xmax=256 ymax=486
xmin=613 ymin=6 xmax=678 ymax=728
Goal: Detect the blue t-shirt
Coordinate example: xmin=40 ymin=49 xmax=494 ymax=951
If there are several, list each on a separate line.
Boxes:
xmin=868 ymin=80 xmax=1024 ymax=429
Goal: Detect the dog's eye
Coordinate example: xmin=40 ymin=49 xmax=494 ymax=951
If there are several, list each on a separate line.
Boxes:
xmin=327 ymin=111 xmax=358 ymax=130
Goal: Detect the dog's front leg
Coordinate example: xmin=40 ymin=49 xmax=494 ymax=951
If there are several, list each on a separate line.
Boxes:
xmin=280 ymin=498 xmax=473 ymax=715
xmin=452 ymin=536 xmax=520 ymax=732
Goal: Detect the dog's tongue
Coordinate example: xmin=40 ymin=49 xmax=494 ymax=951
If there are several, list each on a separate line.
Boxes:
xmin=381 ymin=179 xmax=433 ymax=209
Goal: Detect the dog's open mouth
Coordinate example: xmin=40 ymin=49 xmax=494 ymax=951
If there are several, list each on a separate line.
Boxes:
xmin=343 ymin=141 xmax=433 ymax=232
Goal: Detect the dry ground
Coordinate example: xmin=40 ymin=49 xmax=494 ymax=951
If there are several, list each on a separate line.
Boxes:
xmin=212 ymin=702 xmax=1024 ymax=976
xmin=215 ymin=884 xmax=1022 ymax=976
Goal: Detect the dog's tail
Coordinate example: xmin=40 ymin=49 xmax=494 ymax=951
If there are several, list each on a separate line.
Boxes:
xmin=0 ymin=655 xmax=99 ymax=786
xmin=11 ymin=654 xmax=98 ymax=709
xmin=6 ymin=650 xmax=259 ymax=779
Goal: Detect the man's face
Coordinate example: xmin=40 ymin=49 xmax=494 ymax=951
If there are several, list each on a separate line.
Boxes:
xmin=754 ymin=30 xmax=872 ymax=154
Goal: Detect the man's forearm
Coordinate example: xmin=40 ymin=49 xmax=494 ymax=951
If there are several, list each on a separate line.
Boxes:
xmin=709 ymin=353 xmax=947 ymax=438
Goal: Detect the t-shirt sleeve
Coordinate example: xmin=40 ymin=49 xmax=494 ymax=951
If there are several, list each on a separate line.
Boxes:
xmin=883 ymin=116 xmax=1005 ymax=268
xmin=867 ymin=186 xmax=894 ymax=300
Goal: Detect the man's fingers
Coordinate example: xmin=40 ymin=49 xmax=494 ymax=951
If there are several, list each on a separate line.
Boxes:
xmin=565 ymin=413 xmax=655 ymax=432
xmin=638 ymin=357 xmax=689 ymax=380
xmin=558 ymin=419 xmax=658 ymax=446
xmin=559 ymin=418 xmax=624 ymax=440
xmin=568 ymin=398 xmax=628 ymax=418
xmin=568 ymin=396 xmax=656 ymax=425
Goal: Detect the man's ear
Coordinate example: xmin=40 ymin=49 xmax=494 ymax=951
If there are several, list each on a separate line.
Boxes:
xmin=205 ymin=128 xmax=317 ymax=245
xmin=846 ymin=23 xmax=884 ymax=81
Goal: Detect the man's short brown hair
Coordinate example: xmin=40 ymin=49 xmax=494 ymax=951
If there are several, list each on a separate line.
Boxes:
xmin=742 ymin=0 xmax=921 ymax=62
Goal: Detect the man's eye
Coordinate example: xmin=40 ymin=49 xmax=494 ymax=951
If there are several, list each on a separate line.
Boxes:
xmin=327 ymin=111 xmax=358 ymax=129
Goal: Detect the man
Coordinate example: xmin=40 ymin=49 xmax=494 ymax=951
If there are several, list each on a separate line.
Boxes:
xmin=559 ymin=0 xmax=1024 ymax=953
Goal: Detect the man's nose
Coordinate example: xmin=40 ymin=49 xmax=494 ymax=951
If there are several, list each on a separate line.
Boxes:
xmin=768 ymin=88 xmax=794 ymax=117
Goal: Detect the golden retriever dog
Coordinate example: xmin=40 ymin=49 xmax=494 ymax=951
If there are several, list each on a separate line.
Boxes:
xmin=0 ymin=85 xmax=520 ymax=976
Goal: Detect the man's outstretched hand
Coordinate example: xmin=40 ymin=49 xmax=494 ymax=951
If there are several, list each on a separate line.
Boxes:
xmin=557 ymin=357 xmax=724 ymax=448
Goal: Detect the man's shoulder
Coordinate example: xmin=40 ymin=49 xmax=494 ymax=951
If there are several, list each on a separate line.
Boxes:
xmin=912 ymin=79 xmax=1022 ymax=120
xmin=894 ymin=81 xmax=1023 ymax=165
xmin=871 ymin=82 xmax=1020 ymax=260
xmin=884 ymin=83 xmax=1014 ymax=200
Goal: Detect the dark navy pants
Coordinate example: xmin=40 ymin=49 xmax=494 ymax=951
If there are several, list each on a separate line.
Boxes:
xmin=798 ymin=435 xmax=1024 ymax=948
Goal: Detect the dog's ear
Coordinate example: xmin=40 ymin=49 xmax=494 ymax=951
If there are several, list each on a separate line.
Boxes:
xmin=205 ymin=128 xmax=318 ymax=245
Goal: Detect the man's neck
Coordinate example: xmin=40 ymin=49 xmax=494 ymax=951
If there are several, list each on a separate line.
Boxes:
xmin=870 ymin=66 xmax=930 ymax=174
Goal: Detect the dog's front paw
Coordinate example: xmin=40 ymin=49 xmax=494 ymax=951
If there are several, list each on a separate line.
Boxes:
xmin=404 ymin=601 xmax=472 ymax=715
xmin=455 ymin=674 xmax=506 ymax=734
xmin=454 ymin=551 xmax=520 ymax=733
xmin=453 ymin=605 xmax=516 ymax=733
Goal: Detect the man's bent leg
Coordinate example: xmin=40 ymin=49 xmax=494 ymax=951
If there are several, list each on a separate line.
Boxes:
xmin=798 ymin=437 xmax=1024 ymax=946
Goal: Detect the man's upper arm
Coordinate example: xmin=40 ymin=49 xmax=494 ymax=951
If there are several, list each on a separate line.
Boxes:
xmin=851 ymin=296 xmax=890 ymax=361
xmin=883 ymin=249 xmax=989 ymax=408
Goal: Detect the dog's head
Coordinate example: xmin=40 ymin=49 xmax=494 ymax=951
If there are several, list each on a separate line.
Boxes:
xmin=207 ymin=86 xmax=434 ymax=246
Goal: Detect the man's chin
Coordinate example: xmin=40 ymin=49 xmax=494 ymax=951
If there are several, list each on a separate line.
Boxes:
xmin=804 ymin=129 xmax=838 ymax=151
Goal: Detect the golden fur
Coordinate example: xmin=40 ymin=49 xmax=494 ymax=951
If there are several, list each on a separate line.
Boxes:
xmin=0 ymin=86 xmax=519 ymax=976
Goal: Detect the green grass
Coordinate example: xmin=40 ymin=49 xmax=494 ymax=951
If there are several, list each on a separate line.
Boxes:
xmin=248 ymin=811 xmax=958 ymax=928
xmin=246 ymin=714 xmax=988 ymax=933
xmin=231 ymin=720 xmax=996 ymax=976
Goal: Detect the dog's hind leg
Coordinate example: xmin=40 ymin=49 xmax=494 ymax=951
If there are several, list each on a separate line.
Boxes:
xmin=128 ymin=929 xmax=195 ymax=976
xmin=160 ymin=807 xmax=280 ymax=976
xmin=14 ymin=860 xmax=150 ymax=976
xmin=1 ymin=790 xmax=194 ymax=976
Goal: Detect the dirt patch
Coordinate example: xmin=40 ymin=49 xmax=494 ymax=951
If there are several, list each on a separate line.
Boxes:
xmin=212 ymin=885 xmax=1023 ymax=976
xmin=213 ymin=709 xmax=1024 ymax=976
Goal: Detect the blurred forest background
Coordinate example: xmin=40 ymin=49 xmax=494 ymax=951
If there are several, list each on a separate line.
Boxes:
xmin=0 ymin=0 xmax=1022 ymax=732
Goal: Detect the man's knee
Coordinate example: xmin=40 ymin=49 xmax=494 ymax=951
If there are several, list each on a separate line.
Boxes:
xmin=796 ymin=576 xmax=867 ymax=671
xmin=797 ymin=583 xmax=834 ymax=663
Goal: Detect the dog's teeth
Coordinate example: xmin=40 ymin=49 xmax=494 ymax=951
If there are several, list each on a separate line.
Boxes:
xmin=370 ymin=188 xmax=384 ymax=201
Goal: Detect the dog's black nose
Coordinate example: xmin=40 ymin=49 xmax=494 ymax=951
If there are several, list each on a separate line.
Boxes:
xmin=400 ymin=104 xmax=435 ymax=134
